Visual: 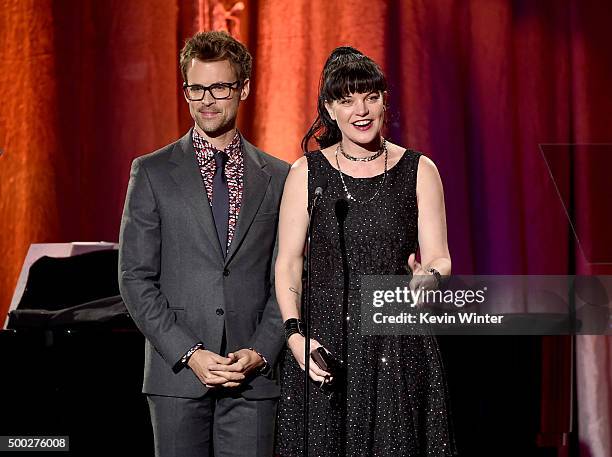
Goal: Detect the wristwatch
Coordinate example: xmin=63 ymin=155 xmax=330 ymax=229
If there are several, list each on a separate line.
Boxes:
xmin=248 ymin=347 xmax=272 ymax=377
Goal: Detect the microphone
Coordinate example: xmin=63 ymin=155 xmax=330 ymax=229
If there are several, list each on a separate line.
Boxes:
xmin=313 ymin=177 xmax=327 ymax=200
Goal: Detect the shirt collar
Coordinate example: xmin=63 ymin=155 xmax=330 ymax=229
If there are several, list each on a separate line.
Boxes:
xmin=192 ymin=128 xmax=242 ymax=162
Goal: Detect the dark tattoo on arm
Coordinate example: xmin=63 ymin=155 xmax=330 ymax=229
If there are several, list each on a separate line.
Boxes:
xmin=289 ymin=287 xmax=301 ymax=297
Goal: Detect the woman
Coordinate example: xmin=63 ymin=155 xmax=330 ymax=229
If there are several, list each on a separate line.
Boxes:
xmin=275 ymin=47 xmax=456 ymax=456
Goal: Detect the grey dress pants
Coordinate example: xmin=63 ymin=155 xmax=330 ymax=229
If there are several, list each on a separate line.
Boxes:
xmin=147 ymin=391 xmax=277 ymax=457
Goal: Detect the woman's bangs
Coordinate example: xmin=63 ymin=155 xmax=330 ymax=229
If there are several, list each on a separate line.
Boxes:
xmin=325 ymin=62 xmax=386 ymax=100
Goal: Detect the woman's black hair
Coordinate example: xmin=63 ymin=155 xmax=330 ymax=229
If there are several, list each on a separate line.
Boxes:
xmin=301 ymin=46 xmax=388 ymax=153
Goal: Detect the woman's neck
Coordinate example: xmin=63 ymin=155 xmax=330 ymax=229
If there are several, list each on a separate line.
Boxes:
xmin=340 ymin=137 xmax=382 ymax=158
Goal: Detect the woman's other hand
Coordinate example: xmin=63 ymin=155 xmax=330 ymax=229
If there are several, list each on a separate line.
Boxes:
xmin=287 ymin=334 xmax=331 ymax=382
xmin=408 ymin=253 xmax=438 ymax=306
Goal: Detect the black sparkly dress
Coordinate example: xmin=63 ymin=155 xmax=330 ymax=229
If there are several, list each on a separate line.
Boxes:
xmin=275 ymin=149 xmax=456 ymax=457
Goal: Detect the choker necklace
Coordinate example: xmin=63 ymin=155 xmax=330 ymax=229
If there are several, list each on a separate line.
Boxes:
xmin=339 ymin=140 xmax=384 ymax=162
xmin=335 ymin=138 xmax=388 ymax=204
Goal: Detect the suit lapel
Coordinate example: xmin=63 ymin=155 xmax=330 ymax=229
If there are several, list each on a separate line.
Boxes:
xmin=225 ymin=139 xmax=271 ymax=265
xmin=169 ymin=130 xmax=225 ymax=262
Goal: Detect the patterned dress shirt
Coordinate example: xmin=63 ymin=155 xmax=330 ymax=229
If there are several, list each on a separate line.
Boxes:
xmin=192 ymin=128 xmax=244 ymax=249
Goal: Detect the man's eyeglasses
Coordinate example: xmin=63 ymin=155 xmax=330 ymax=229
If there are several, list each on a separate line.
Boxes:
xmin=183 ymin=81 xmax=241 ymax=101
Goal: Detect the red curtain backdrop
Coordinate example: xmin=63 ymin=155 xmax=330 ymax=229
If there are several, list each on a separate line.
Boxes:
xmin=0 ymin=0 xmax=183 ymax=321
xmin=1 ymin=0 xmax=611 ymax=453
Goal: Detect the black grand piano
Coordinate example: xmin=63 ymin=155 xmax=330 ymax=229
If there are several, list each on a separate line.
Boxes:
xmin=0 ymin=246 xmax=152 ymax=456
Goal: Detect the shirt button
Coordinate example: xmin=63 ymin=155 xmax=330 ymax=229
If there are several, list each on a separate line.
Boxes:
xmin=223 ymin=269 xmax=230 ymax=277
xmin=216 ymin=308 xmax=224 ymax=316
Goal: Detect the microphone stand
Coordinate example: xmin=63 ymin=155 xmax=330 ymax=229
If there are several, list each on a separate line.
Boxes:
xmin=303 ymin=185 xmax=323 ymax=457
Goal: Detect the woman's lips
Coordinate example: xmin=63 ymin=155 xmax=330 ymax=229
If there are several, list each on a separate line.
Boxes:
xmin=352 ymin=120 xmax=373 ymax=131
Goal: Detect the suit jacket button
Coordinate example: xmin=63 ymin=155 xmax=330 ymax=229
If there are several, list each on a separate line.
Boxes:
xmin=223 ymin=269 xmax=230 ymax=277
xmin=216 ymin=308 xmax=224 ymax=316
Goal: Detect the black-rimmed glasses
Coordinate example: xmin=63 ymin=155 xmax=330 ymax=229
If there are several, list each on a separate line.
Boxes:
xmin=183 ymin=81 xmax=241 ymax=101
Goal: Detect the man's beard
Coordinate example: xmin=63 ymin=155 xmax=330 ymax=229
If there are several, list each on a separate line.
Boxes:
xmin=196 ymin=112 xmax=235 ymax=138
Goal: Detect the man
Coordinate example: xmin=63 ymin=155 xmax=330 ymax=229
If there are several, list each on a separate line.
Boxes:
xmin=119 ymin=31 xmax=289 ymax=457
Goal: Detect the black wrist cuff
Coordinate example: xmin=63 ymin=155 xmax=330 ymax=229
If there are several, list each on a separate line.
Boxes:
xmin=284 ymin=318 xmax=304 ymax=342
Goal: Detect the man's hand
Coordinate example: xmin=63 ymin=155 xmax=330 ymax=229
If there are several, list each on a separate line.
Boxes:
xmin=208 ymin=348 xmax=265 ymax=388
xmin=187 ymin=349 xmax=244 ymax=388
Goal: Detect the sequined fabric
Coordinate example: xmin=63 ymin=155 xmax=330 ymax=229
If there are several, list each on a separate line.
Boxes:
xmin=276 ymin=150 xmax=456 ymax=456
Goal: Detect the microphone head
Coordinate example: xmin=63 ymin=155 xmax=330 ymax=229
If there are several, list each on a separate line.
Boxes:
xmin=313 ymin=178 xmax=328 ymax=197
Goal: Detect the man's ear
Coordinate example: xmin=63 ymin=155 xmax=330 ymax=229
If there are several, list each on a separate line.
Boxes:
xmin=324 ymin=100 xmax=336 ymax=121
xmin=182 ymin=82 xmax=190 ymax=103
xmin=240 ymin=79 xmax=250 ymax=101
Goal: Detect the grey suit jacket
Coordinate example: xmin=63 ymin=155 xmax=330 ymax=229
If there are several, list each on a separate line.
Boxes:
xmin=118 ymin=129 xmax=290 ymax=400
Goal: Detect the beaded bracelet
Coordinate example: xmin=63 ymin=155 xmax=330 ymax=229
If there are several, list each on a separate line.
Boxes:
xmin=181 ymin=342 xmax=204 ymax=366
